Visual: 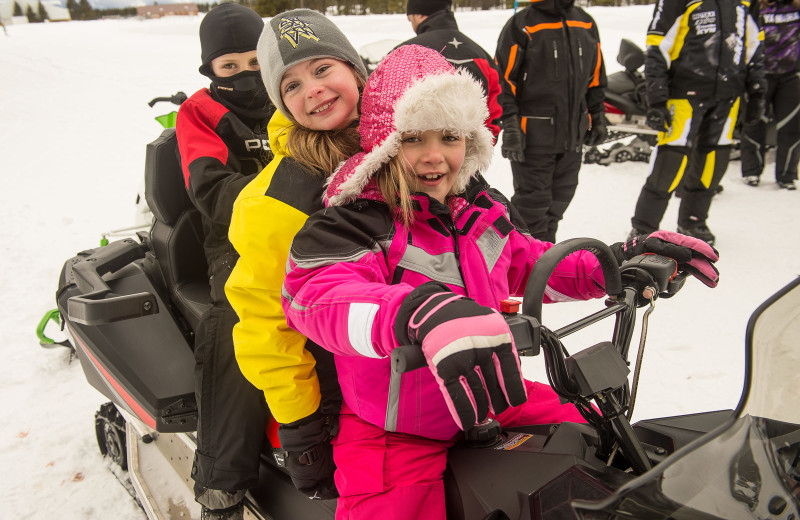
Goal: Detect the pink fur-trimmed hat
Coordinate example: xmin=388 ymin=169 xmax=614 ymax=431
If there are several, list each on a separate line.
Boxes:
xmin=325 ymin=45 xmax=494 ymax=207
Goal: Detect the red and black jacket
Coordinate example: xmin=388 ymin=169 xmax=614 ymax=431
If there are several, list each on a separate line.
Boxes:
xmin=175 ymin=88 xmax=273 ymax=270
xmin=400 ymin=10 xmax=503 ymax=139
xmin=495 ymin=0 xmax=607 ymax=154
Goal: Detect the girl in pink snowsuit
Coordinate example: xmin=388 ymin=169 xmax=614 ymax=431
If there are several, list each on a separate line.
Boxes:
xmin=281 ymin=45 xmax=720 ymax=519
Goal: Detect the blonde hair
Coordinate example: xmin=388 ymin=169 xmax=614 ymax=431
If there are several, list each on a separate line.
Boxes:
xmin=283 ymin=68 xmax=366 ymax=176
xmin=286 ymin=125 xmax=361 ymax=176
xmin=376 ymin=154 xmax=416 ymax=225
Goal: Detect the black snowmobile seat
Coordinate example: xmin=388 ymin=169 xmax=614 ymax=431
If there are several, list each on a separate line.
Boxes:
xmin=144 ymin=128 xmax=212 ymax=331
xmin=617 ymin=39 xmax=645 ymax=73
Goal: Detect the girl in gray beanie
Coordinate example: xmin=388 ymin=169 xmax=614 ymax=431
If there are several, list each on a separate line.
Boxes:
xmin=225 ymin=8 xmax=368 ymax=506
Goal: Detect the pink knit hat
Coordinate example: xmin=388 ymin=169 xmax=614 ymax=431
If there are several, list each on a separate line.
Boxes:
xmin=325 ymin=45 xmax=494 ymax=207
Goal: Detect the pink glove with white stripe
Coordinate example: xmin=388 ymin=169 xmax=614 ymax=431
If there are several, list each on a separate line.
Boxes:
xmin=397 ymin=284 xmax=528 ymax=430
xmin=611 ymin=230 xmax=720 ymax=287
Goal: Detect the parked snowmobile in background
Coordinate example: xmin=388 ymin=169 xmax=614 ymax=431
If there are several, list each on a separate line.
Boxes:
xmin=53 ymin=117 xmax=800 ymax=520
xmin=584 ymin=39 xmax=658 ymax=166
xmin=584 ymin=39 xmax=779 ymax=168
xmin=359 ymin=39 xmax=402 ymax=74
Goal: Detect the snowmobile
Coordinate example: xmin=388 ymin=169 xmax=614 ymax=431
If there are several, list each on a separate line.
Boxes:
xmin=583 ymin=39 xmax=658 ymax=166
xmin=52 ymin=119 xmax=800 ymax=520
xmin=584 ymin=39 xmax=778 ymax=167
xmin=36 ymin=92 xmax=186 ymax=350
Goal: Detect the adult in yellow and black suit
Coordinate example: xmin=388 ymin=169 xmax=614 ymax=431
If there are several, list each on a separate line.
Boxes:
xmin=628 ymin=0 xmax=766 ymax=246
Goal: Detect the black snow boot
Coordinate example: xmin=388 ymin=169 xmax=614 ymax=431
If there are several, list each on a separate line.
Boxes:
xmin=677 ymin=223 xmax=716 ymax=246
xmin=201 ymin=502 xmax=244 ymax=520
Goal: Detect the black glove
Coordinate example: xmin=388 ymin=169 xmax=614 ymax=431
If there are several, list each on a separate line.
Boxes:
xmin=645 ymin=103 xmax=672 ymax=132
xmin=609 ymin=230 xmax=720 ymax=288
xmin=501 ymin=115 xmax=525 ymax=163
xmin=396 ymin=282 xmax=527 ymax=430
xmin=743 ymin=94 xmax=765 ymax=126
xmin=584 ymin=112 xmax=608 ymax=146
xmin=275 ymin=409 xmax=338 ymax=500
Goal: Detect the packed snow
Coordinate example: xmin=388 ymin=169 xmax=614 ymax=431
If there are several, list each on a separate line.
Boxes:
xmin=1 ymin=6 xmax=797 ymax=519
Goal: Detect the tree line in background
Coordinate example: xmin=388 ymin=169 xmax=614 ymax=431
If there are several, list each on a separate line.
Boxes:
xmin=15 ymin=0 xmax=651 ymax=23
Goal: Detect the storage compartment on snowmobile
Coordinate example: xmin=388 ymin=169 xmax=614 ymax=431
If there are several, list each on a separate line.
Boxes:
xmin=57 ymin=238 xmax=198 ymax=432
xmin=144 ymin=127 xmax=211 ymax=331
xmin=443 ymin=422 xmax=635 ymax=520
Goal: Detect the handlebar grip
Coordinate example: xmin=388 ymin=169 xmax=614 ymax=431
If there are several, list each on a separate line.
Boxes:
xmin=66 ymin=239 xmax=158 ymax=325
xmin=391 ymin=345 xmax=427 ymax=373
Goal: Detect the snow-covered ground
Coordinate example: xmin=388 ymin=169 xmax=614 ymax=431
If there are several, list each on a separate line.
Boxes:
xmin=1 ymin=6 xmax=797 ymax=519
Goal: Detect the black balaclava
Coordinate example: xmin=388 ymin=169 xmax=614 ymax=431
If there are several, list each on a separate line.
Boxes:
xmin=199 ymin=3 xmax=269 ymax=121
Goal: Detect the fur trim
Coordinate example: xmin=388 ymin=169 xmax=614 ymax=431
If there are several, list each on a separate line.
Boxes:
xmin=326 ymin=67 xmax=493 ymax=207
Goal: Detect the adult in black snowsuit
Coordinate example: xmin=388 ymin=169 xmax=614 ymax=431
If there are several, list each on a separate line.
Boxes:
xmin=741 ymin=0 xmax=800 ymax=190
xmin=399 ymin=0 xmax=503 ymax=139
xmin=174 ymin=4 xmax=274 ymax=518
xmin=495 ymin=0 xmax=608 ymax=243
xmin=628 ymin=0 xmax=767 ymax=245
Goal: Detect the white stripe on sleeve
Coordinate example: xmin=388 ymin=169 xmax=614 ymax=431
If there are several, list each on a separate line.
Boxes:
xmin=348 ymin=302 xmax=384 ymax=358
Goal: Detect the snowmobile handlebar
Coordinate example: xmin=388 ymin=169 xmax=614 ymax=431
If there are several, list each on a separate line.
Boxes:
xmin=66 ymin=238 xmax=159 ymax=326
xmin=147 ymin=92 xmax=188 ymax=108
xmin=522 ymin=238 xmax=622 ymax=323
xmin=391 ymin=238 xmax=623 ymax=375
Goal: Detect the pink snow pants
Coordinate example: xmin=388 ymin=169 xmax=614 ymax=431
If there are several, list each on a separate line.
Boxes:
xmin=332 ymin=380 xmax=586 ymax=520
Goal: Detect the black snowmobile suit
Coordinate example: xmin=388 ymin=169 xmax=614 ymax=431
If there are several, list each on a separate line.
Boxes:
xmin=399 ymin=10 xmax=503 ymax=139
xmin=175 ymin=86 xmax=276 ymax=504
xmin=495 ymin=0 xmax=607 ymax=154
xmin=644 ymin=0 xmax=766 ymax=106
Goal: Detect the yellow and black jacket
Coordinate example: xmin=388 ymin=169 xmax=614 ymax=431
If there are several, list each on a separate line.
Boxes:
xmin=645 ymin=0 xmax=766 ymax=105
xmin=225 ymin=111 xmax=330 ymax=424
xmin=495 ymin=0 xmax=607 ymax=154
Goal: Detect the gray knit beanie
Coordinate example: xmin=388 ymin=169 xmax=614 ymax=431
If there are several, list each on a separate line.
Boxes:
xmin=257 ymin=9 xmax=368 ymax=121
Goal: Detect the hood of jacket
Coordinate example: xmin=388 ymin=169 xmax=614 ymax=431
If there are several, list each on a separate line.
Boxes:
xmin=416 ymin=9 xmax=459 ymax=34
xmin=266 ymin=109 xmax=293 ymax=159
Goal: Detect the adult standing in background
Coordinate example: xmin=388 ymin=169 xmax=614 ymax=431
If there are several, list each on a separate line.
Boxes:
xmin=495 ymin=0 xmax=608 ymax=243
xmin=741 ymin=0 xmax=800 ymax=191
xmin=628 ymin=0 xmax=766 ymax=245
xmin=399 ymin=0 xmax=503 ymax=140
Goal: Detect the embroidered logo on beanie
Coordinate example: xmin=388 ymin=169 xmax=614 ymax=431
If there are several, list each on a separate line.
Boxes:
xmin=279 ymin=16 xmax=320 ymax=48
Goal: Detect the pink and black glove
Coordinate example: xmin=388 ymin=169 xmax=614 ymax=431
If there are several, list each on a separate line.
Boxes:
xmin=610 ymin=230 xmax=720 ymax=287
xmin=396 ymin=283 xmax=528 ymax=430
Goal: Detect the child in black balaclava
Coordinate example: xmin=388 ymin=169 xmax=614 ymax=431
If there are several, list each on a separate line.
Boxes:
xmin=174 ymin=4 xmax=274 ymax=519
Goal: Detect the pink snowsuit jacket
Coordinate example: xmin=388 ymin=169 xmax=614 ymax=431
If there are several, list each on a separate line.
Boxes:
xmin=282 ymin=175 xmax=606 ymax=441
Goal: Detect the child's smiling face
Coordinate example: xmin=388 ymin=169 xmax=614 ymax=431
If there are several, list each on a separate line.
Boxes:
xmin=400 ymin=130 xmax=466 ymax=203
xmin=280 ymin=58 xmax=360 ymax=131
